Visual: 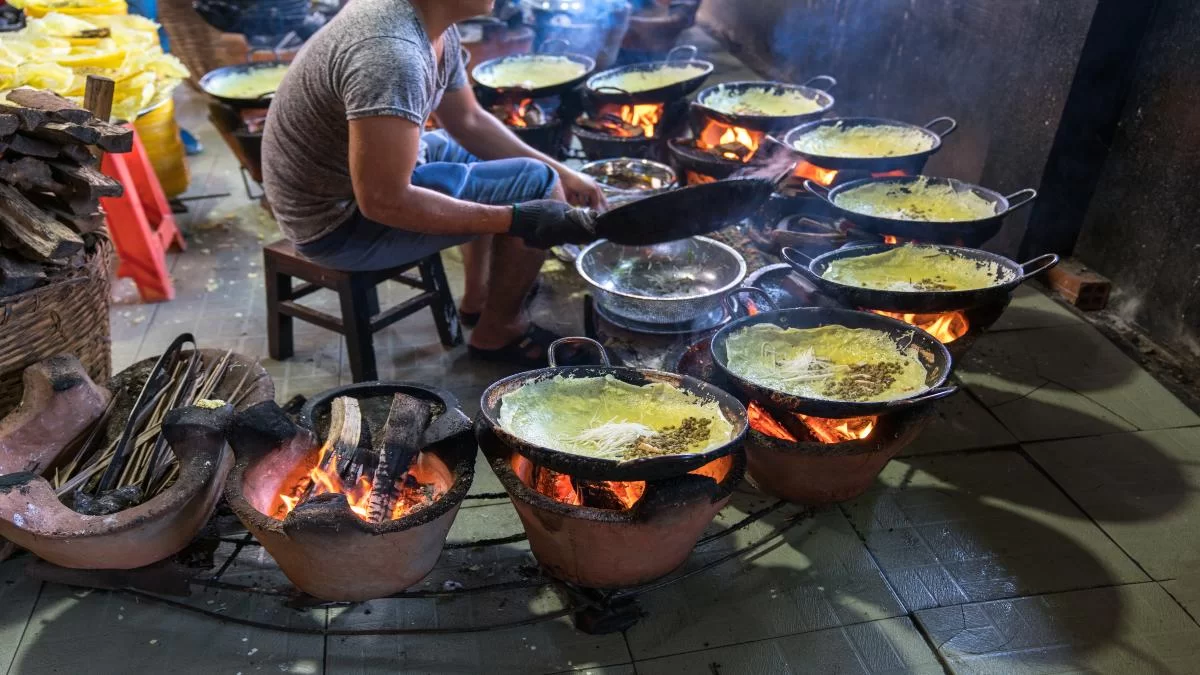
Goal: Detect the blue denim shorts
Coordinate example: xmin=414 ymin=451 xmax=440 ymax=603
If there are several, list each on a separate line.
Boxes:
xmin=297 ymin=130 xmax=558 ymax=271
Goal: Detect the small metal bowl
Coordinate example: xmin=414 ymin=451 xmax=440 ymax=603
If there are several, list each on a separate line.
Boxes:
xmin=580 ymin=158 xmax=677 ymax=206
xmin=576 ymin=236 xmax=747 ymax=326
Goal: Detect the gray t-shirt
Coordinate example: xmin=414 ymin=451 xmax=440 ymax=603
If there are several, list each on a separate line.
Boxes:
xmin=262 ymin=0 xmax=467 ymax=244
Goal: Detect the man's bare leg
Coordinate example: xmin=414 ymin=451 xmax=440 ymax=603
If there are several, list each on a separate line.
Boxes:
xmin=458 ymin=235 xmax=492 ymax=316
xmin=468 ymin=182 xmax=565 ymax=350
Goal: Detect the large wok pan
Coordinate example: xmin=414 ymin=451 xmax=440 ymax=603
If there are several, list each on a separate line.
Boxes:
xmin=710 ymin=289 xmax=957 ymax=418
xmin=477 ymin=338 xmax=748 ymax=482
xmin=804 ymin=176 xmax=1037 ymax=246
xmin=690 ymin=76 xmax=837 ymax=134
xmin=585 ymin=45 xmax=714 ymax=105
xmin=781 ymin=244 xmax=1059 ymax=313
xmin=592 ymin=176 xmax=776 ymax=246
xmin=471 ymin=39 xmax=596 ymax=101
xmin=199 ymin=61 xmax=289 ymax=109
xmin=782 ymin=116 xmax=957 ymax=174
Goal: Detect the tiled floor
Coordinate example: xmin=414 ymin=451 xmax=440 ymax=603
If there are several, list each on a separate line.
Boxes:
xmin=4 ymin=29 xmax=1200 ymax=675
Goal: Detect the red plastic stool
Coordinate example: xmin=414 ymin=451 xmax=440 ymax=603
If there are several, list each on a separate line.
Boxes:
xmin=100 ymin=127 xmax=186 ymax=302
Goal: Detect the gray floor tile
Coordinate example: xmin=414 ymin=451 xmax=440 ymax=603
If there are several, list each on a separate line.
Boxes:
xmin=1 ymin=557 xmax=40 ymax=673
xmin=989 ymin=284 xmax=1084 ymax=332
xmin=958 ymin=324 xmax=1199 ymax=441
xmin=901 ymin=388 xmax=1017 ymax=456
xmin=1160 ymin=572 xmax=1200 ymax=620
xmin=915 ymin=583 xmax=1200 ymax=674
xmin=842 ymin=451 xmax=1147 ymax=612
xmin=624 ymin=505 xmax=905 ymax=661
xmin=9 ymin=582 xmax=324 ymax=674
xmin=324 ymin=585 xmax=630 ymax=675
xmin=1025 ymin=428 xmax=1200 ymax=580
xmin=634 ymin=617 xmax=943 ymax=675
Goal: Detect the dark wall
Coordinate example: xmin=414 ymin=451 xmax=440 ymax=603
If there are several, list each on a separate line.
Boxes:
xmin=697 ymin=0 xmax=1099 ymax=255
xmin=1072 ymin=0 xmax=1200 ymax=357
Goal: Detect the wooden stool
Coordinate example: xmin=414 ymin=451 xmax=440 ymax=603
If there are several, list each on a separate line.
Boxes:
xmin=263 ymin=240 xmax=462 ymax=382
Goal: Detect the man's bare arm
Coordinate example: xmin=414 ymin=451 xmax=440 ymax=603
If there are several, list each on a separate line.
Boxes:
xmin=348 ymin=115 xmax=512 ymax=235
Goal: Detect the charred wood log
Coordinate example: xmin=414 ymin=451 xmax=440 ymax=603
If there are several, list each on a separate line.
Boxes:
xmin=29 ymin=121 xmax=101 ymax=146
xmin=2 ymin=105 xmax=48 ymax=133
xmin=299 ymin=396 xmax=362 ymax=503
xmin=0 ymin=113 xmax=18 ymax=137
xmin=0 ymin=182 xmax=84 ymax=261
xmin=8 ymin=133 xmax=60 ymax=159
xmin=0 ymin=249 xmax=47 ymax=297
xmin=87 ymin=120 xmax=133 ymax=153
xmin=0 ymin=157 xmax=60 ymax=192
xmin=6 ymin=89 xmax=93 ymax=124
xmin=367 ymin=393 xmax=433 ymax=523
xmin=48 ymin=160 xmax=123 ymax=199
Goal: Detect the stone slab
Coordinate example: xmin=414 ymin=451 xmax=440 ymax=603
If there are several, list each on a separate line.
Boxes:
xmin=0 ymin=557 xmax=40 ymax=673
xmin=1024 ymin=427 xmax=1200 ymax=580
xmin=624 ymin=502 xmax=905 ymax=661
xmin=901 ymin=387 xmax=1017 ymax=456
xmin=842 ymin=451 xmax=1147 ymax=612
xmin=915 ymin=583 xmax=1200 ymax=674
xmin=957 ymin=324 xmax=1199 ymax=440
xmin=634 ymin=617 xmax=942 ymax=675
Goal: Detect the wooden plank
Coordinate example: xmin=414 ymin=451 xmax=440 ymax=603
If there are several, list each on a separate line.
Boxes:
xmin=8 ymin=134 xmax=59 ymax=159
xmin=47 ymin=160 xmax=123 ymax=199
xmin=0 ymin=182 xmax=84 ymax=261
xmin=6 ymin=89 xmax=92 ymax=124
xmin=26 ymin=190 xmax=101 ymax=217
xmin=82 ymin=75 xmax=115 ymax=123
xmin=29 ymin=121 xmax=101 ymax=146
xmin=0 ymin=157 xmax=60 ymax=192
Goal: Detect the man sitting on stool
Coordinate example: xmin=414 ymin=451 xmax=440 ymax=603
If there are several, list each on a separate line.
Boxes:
xmin=262 ymin=0 xmax=605 ymax=367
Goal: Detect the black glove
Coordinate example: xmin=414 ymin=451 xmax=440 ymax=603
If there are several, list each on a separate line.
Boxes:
xmin=509 ymin=200 xmax=597 ymax=249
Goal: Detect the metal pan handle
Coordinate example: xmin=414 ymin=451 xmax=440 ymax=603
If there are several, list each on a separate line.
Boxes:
xmin=923 ymin=116 xmax=958 ymax=138
xmin=801 ymin=74 xmax=837 ymax=92
xmin=803 ymin=179 xmax=833 ymax=202
xmin=1018 ymin=253 xmax=1060 ymax=281
xmin=779 ymin=247 xmax=825 ymax=285
xmin=722 ymin=286 xmax=777 ymax=317
xmin=548 ymin=337 xmax=610 ymax=368
xmin=538 ymin=38 xmax=570 ymax=55
xmin=667 ymin=45 xmax=698 ymax=62
xmin=884 ymin=384 xmax=958 ymax=409
xmin=1003 ymin=188 xmax=1038 ymax=213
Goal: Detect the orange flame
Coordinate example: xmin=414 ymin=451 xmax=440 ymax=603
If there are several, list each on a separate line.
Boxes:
xmin=620 ymin=103 xmax=663 ymax=137
xmin=748 ymin=402 xmax=878 ymax=444
xmin=534 ymin=464 xmax=646 ymax=509
xmin=684 ymin=170 xmax=718 ymax=185
xmin=277 ymin=441 xmax=434 ymax=522
xmin=697 ymin=120 xmax=764 ymax=162
xmin=504 ymin=98 xmax=535 ymax=128
xmin=871 ymin=309 xmax=970 ymax=344
xmin=793 ymin=159 xmax=839 ymax=187
xmin=882 ymin=234 xmax=901 ymax=245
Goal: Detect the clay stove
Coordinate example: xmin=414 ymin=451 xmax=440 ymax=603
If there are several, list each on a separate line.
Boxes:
xmin=225 ymin=384 xmax=476 ymax=602
xmin=487 ymin=94 xmax=577 ymax=159
xmin=479 ymin=428 xmax=745 ymax=589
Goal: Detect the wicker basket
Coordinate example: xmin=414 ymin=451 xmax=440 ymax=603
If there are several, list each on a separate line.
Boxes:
xmin=0 ymin=239 xmax=114 ymax=419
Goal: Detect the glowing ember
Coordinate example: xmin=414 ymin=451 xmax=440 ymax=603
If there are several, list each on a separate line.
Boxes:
xmin=685 ymin=170 xmax=718 ymax=185
xmin=277 ymin=441 xmax=440 ymax=522
xmin=795 ymin=413 xmax=877 ymax=443
xmin=696 ymin=120 xmax=764 ymax=162
xmin=871 ymin=309 xmax=970 ymax=344
xmin=882 ymin=234 xmax=901 ymax=245
xmin=748 ymin=402 xmax=878 ymax=444
xmin=531 ymin=463 xmax=646 ymax=509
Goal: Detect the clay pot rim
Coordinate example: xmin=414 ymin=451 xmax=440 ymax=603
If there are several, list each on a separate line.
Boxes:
xmin=0 ymin=352 xmax=271 ymax=540
xmin=225 ymin=383 xmax=477 ymax=536
xmin=483 ymin=440 xmax=746 ymax=523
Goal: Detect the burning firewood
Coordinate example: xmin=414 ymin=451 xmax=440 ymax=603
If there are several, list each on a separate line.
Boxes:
xmin=299 ymin=396 xmax=362 ymax=503
xmin=366 ymin=393 xmax=433 ymax=524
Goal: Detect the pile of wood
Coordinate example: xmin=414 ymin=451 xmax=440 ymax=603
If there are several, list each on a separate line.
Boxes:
xmin=0 ymin=87 xmax=133 ymax=298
